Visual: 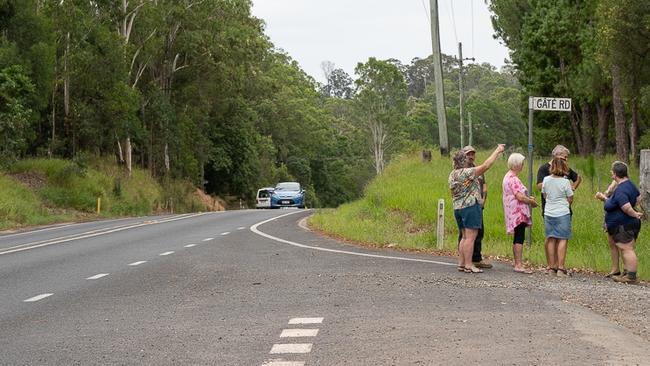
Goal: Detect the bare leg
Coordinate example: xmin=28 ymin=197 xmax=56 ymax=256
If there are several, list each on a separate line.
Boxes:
xmin=556 ymin=239 xmax=568 ymax=270
xmin=462 ymin=228 xmax=479 ymax=271
xmin=616 ymin=242 xmax=638 ymax=273
xmin=513 ymin=243 xmax=524 ymax=269
xmin=607 ymin=234 xmax=620 ymax=273
xmin=544 ymin=237 xmax=554 ymax=269
xmin=546 ymin=237 xmax=558 ymax=269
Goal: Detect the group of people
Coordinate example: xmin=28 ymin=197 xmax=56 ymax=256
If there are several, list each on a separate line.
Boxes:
xmin=448 ymin=144 xmax=643 ymax=284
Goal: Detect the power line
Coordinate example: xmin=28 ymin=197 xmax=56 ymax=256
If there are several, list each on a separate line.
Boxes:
xmin=448 ymin=0 xmax=459 ymax=45
xmin=420 ymin=0 xmax=430 ymax=24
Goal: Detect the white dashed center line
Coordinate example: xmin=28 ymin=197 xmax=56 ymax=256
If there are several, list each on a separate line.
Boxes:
xmin=159 ymin=251 xmax=174 ymax=256
xmin=86 ymin=273 xmax=109 ymax=280
xmin=280 ymin=329 xmax=319 ymax=338
xmin=262 ymin=361 xmax=305 ymax=366
xmin=24 ymin=293 xmax=53 ymax=302
xmin=288 ymin=317 xmax=323 ymax=325
xmin=269 ymin=344 xmax=312 ymax=354
xmin=237 ymin=226 xmax=246 ymax=230
xmin=202 ymin=237 xmax=214 ymax=242
xmin=184 ymin=244 xmax=197 ymax=248
xmin=128 ymin=261 xmax=147 ymax=266
xmin=221 ymin=232 xmax=230 ymax=236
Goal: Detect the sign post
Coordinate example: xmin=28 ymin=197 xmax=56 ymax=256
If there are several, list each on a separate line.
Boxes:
xmin=527 ymin=97 xmax=572 ymax=249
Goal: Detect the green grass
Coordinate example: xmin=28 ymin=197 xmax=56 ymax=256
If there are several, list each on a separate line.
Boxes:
xmin=311 ymin=150 xmax=650 ymax=279
xmin=1 ymin=157 xmax=208 ymax=230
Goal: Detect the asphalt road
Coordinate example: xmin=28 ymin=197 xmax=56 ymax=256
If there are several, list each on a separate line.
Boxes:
xmin=1 ymin=209 xmax=649 ymax=365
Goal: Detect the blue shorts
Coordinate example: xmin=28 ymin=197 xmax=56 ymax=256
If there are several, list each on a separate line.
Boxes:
xmin=454 ymin=203 xmax=483 ymax=230
xmin=544 ymin=214 xmax=572 ymax=239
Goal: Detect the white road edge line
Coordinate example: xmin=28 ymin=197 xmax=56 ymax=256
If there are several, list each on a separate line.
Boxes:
xmin=261 ymin=361 xmax=305 ymax=366
xmin=184 ymin=244 xmax=197 ymax=248
xmin=269 ymin=343 xmax=312 ymax=354
xmin=202 ymin=237 xmax=214 ymax=242
xmin=129 ymin=261 xmax=147 ymax=266
xmin=24 ymin=293 xmax=53 ymax=302
xmin=221 ymin=232 xmax=230 ymax=236
xmin=86 ymin=273 xmax=109 ymax=280
xmin=288 ymin=317 xmax=324 ymax=325
xmin=0 ymin=213 xmax=209 ymax=256
xmin=250 ymin=211 xmax=456 ymax=267
xmin=159 ymin=251 xmax=174 ymax=256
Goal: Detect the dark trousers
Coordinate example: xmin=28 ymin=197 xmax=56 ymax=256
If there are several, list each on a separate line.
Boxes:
xmin=458 ymin=222 xmax=484 ymax=263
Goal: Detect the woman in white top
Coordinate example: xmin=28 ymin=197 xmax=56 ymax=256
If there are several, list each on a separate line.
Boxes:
xmin=541 ymin=158 xmax=574 ymax=277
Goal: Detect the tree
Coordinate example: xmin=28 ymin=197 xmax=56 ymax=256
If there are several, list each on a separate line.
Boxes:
xmin=354 ymin=58 xmax=408 ymax=175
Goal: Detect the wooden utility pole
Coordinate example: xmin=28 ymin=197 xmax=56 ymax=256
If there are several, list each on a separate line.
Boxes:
xmin=429 ymin=0 xmax=449 ymax=156
xmin=468 ymin=111 xmax=473 ymax=146
xmin=458 ymin=42 xmax=464 ymax=148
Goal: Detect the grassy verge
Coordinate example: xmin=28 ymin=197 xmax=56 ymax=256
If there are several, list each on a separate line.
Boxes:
xmin=0 ymin=157 xmax=208 ymax=231
xmin=310 ymin=150 xmax=650 ymax=279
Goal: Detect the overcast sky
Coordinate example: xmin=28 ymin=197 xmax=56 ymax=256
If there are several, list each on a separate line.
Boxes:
xmin=251 ymin=0 xmax=511 ymax=83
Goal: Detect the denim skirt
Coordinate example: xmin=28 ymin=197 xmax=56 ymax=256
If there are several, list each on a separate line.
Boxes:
xmin=544 ymin=214 xmax=572 ymax=239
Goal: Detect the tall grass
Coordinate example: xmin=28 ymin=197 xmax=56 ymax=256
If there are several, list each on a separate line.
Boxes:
xmin=311 ymin=150 xmax=650 ymax=279
xmin=1 ymin=157 xmax=207 ymax=230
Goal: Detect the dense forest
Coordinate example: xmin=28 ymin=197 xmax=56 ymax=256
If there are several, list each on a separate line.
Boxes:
xmin=489 ymin=0 xmax=650 ymax=163
xmin=0 ymin=0 xmax=525 ymax=207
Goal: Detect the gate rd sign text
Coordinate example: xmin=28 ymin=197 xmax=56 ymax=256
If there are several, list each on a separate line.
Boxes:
xmin=529 ymin=97 xmax=572 ymax=112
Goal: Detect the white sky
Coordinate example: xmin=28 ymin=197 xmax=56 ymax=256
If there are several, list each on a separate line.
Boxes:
xmin=251 ymin=0 xmax=511 ymax=83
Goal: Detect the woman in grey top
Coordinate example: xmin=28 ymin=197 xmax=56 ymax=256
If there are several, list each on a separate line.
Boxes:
xmin=541 ymin=158 xmax=574 ymax=277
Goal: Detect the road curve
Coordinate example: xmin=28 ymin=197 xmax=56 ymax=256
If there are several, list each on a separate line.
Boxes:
xmin=1 ymin=209 xmax=649 ymax=365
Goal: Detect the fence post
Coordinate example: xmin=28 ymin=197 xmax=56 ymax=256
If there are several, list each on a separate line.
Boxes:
xmin=436 ymin=199 xmax=445 ymax=249
xmin=640 ymin=150 xmax=650 ymax=216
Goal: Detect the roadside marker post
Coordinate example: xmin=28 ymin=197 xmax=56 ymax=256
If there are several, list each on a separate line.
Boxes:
xmin=436 ymin=199 xmax=445 ymax=250
xmin=527 ymin=96 xmax=572 ymax=249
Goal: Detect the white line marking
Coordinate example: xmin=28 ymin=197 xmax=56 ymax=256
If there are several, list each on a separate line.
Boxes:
xmin=280 ymin=329 xmax=319 ymax=338
xmin=0 ymin=224 xmax=75 ymax=239
xmin=0 ymin=213 xmax=209 ymax=256
xmin=221 ymin=232 xmax=230 ymax=236
xmin=288 ymin=317 xmax=323 ymax=325
xmin=24 ymin=293 xmax=53 ymax=302
xmin=159 ymin=251 xmax=174 ymax=256
xmin=238 ymin=226 xmax=246 ymax=230
xmin=129 ymin=261 xmax=147 ymax=266
xmin=250 ymin=211 xmax=456 ymax=267
xmin=86 ymin=273 xmax=109 ymax=280
xmin=184 ymin=244 xmax=197 ymax=248
xmin=269 ymin=344 xmax=312 ymax=354
xmin=262 ymin=361 xmax=305 ymax=366
xmin=202 ymin=237 xmax=214 ymax=242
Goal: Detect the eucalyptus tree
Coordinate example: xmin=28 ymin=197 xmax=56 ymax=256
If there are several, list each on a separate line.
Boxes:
xmin=354 ymin=57 xmax=408 ymax=175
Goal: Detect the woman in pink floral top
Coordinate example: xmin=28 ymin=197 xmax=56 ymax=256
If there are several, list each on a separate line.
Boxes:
xmin=502 ymin=153 xmax=538 ymax=273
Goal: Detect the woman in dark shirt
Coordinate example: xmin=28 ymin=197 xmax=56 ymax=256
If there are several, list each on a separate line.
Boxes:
xmin=596 ymin=161 xmax=643 ymax=284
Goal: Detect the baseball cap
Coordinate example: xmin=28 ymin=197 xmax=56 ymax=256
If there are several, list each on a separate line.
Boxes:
xmin=461 ymin=145 xmax=476 ymax=153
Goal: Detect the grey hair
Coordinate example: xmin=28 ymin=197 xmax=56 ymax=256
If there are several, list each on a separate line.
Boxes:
xmin=552 ymin=145 xmax=570 ymax=157
xmin=612 ymin=161 xmax=629 ymax=178
xmin=507 ymin=153 xmax=526 ymax=170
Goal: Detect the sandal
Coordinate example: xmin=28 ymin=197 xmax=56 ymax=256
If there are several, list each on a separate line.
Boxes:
xmin=513 ymin=268 xmax=533 ymax=274
xmin=464 ymin=266 xmax=483 ymax=273
xmin=457 ymin=266 xmax=466 ymax=272
xmin=605 ymin=271 xmax=621 ymax=278
xmin=544 ymin=267 xmax=558 ymax=275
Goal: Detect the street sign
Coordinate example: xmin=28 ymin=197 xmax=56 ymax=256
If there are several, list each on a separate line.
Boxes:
xmin=529 ymin=97 xmax=572 ymax=111
xmin=525 ymin=95 xmax=572 ymax=250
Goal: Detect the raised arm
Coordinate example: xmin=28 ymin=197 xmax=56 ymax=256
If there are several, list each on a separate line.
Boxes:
xmin=475 ymin=144 xmax=505 ymax=177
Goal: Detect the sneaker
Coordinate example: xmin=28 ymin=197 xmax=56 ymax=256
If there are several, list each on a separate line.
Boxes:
xmin=612 ymin=274 xmax=638 ymax=284
xmin=556 ymin=268 xmax=569 ymax=278
xmin=473 ymin=261 xmax=493 ymax=269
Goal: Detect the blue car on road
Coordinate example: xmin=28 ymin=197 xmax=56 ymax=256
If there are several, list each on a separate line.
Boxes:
xmin=270 ymin=182 xmax=305 ymax=209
